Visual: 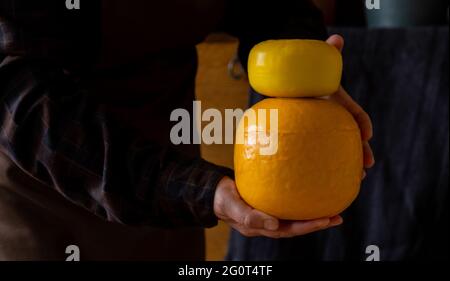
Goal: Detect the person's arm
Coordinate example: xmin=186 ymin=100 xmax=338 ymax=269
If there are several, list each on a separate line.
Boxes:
xmin=0 ymin=0 xmax=234 ymax=229
xmin=0 ymin=58 xmax=232 ymax=228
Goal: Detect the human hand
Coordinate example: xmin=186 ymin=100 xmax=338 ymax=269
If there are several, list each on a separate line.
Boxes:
xmin=215 ymin=35 xmax=373 ymax=238
xmin=214 ymin=177 xmax=343 ymax=238
xmin=326 ymin=34 xmax=376 ymax=175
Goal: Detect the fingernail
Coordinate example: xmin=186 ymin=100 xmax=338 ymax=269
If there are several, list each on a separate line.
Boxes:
xmin=264 ymin=219 xmax=278 ymax=230
xmin=330 ymin=217 xmax=343 ymax=227
xmin=316 ymin=218 xmax=330 ymax=228
xmin=362 ymin=170 xmax=366 ymax=180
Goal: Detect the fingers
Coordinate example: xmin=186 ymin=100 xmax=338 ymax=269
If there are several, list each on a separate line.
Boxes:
xmin=235 ymin=206 xmax=280 ymax=231
xmin=223 ymin=200 xmax=280 ymax=231
xmin=275 ymin=218 xmax=332 ymax=237
xmin=326 ymin=35 xmax=374 ymax=142
xmin=326 ymin=35 xmax=376 ymax=171
xmin=215 ymin=179 xmax=345 ymax=239
xmin=223 ymin=207 xmax=280 ymax=237
xmin=326 ymin=34 xmax=344 ymax=52
xmin=361 ymin=142 xmax=374 ymax=181
xmin=230 ymin=215 xmax=343 ymax=239
xmin=214 ymin=177 xmax=280 ymax=231
xmin=251 ymin=215 xmax=343 ymax=239
xmin=329 ymin=215 xmax=344 ymax=227
xmin=363 ymin=141 xmax=375 ymax=168
xmin=332 ymin=86 xmax=374 ymax=141
xmin=355 ymin=111 xmax=374 ymax=142
xmin=277 ymin=215 xmax=343 ymax=236
xmin=227 ymin=196 xmax=279 ymax=231
xmin=326 ymin=36 xmax=374 ymax=142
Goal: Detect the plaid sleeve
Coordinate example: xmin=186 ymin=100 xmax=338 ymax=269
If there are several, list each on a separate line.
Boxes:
xmin=0 ymin=56 xmax=233 ymax=228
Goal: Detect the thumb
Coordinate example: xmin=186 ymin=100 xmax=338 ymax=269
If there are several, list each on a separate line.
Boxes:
xmin=224 ymin=192 xmax=279 ymax=230
xmin=326 ymin=34 xmax=344 ymax=52
xmin=215 ymin=179 xmax=279 ymax=230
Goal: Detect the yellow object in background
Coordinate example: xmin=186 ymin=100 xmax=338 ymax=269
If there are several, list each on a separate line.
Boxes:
xmin=234 ymin=98 xmax=363 ymax=220
xmin=248 ymin=40 xmax=343 ymax=97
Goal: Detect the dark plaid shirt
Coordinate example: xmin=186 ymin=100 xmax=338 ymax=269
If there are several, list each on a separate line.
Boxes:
xmin=0 ymin=0 xmax=326 ymax=228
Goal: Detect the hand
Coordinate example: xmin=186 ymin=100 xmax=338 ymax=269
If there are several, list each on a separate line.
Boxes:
xmin=214 ymin=177 xmax=343 ymax=238
xmin=215 ymin=35 xmax=373 ymax=239
xmin=326 ymin=34 xmax=376 ymax=174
